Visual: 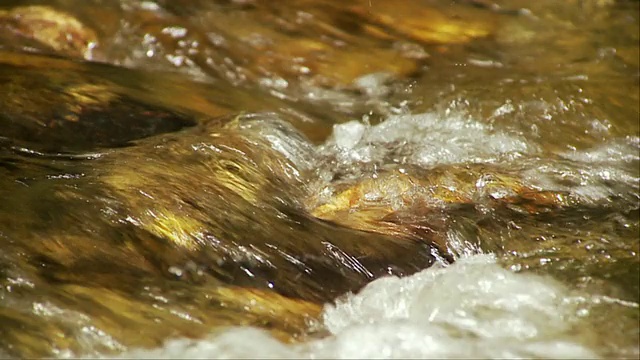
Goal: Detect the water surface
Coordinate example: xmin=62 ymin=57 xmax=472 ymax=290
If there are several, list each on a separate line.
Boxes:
xmin=0 ymin=0 xmax=638 ymax=358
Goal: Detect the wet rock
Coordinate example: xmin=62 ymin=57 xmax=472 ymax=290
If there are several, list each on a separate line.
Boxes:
xmin=348 ymin=0 xmax=493 ymax=45
xmin=306 ymin=163 xmax=571 ymax=254
xmin=85 ymin=0 xmax=496 ymax=92
xmin=0 ymin=5 xmax=97 ymax=59
xmin=0 ymin=50 xmax=308 ymax=153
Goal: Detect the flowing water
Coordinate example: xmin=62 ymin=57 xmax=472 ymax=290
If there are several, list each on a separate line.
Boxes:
xmin=0 ymin=0 xmax=638 ymax=358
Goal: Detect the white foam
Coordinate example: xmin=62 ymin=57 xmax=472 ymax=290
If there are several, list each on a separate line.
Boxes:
xmin=116 ymin=255 xmax=598 ymax=359
xmin=319 ymin=112 xmax=639 ymax=207
xmin=519 ymin=136 xmax=640 ymax=206
xmin=332 ymin=121 xmax=366 ymax=151
xmin=321 ymin=112 xmax=535 ymax=168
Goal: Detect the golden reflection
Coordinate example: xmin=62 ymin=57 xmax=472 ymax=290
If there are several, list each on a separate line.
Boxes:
xmin=0 ymin=0 xmax=637 ymax=358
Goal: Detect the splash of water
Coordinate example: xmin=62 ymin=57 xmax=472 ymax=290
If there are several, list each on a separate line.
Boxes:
xmin=115 ymin=254 xmax=597 ymax=359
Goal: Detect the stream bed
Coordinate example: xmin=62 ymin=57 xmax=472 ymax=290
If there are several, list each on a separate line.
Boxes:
xmin=0 ymin=0 xmax=638 ymax=358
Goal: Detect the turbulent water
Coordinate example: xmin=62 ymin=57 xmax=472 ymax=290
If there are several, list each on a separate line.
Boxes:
xmin=0 ymin=0 xmax=638 ymax=358
xmin=119 ymin=255 xmax=600 ymax=359
xmin=112 ymin=108 xmax=639 ymax=359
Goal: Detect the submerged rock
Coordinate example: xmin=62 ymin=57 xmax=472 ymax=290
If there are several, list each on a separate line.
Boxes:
xmin=0 ymin=0 xmax=495 ymax=94
xmin=0 ymin=5 xmax=97 ymax=59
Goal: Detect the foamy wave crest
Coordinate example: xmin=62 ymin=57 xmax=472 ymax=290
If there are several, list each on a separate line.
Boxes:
xmin=318 ymin=112 xmax=638 ymax=208
xmin=114 ymin=255 xmax=597 ymax=359
xmin=321 ymin=112 xmax=535 ymax=167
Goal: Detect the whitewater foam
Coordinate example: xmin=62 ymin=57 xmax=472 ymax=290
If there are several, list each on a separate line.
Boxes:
xmin=115 ymin=254 xmax=597 ymax=359
xmin=318 ymin=112 xmax=639 ymax=208
xmin=320 ymin=112 xmax=535 ymax=167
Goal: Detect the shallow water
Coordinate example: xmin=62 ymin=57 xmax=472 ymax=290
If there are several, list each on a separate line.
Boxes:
xmin=0 ymin=0 xmax=638 ymax=358
xmin=118 ymin=254 xmax=603 ymax=359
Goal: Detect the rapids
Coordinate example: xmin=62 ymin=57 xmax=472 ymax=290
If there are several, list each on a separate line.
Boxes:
xmin=114 ymin=107 xmax=639 ymax=359
xmin=0 ymin=0 xmax=638 ymax=358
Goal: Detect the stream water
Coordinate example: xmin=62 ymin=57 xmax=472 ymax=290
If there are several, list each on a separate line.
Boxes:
xmin=0 ymin=0 xmax=638 ymax=358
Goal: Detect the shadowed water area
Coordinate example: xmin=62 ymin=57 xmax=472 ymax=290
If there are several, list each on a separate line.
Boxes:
xmin=0 ymin=0 xmax=638 ymax=358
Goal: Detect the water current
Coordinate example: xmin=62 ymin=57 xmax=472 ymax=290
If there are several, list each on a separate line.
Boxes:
xmin=0 ymin=0 xmax=638 ymax=358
